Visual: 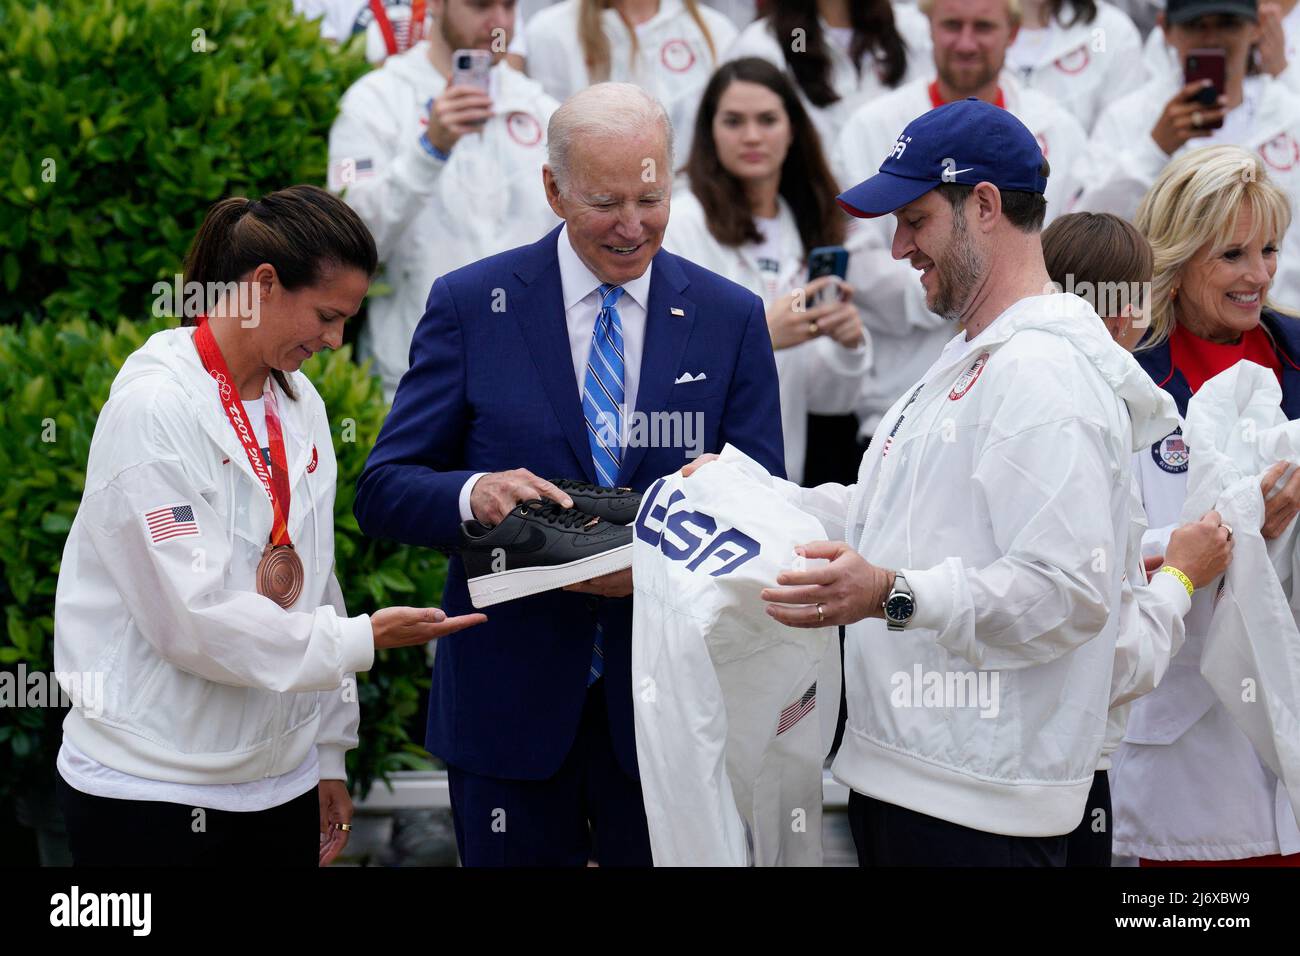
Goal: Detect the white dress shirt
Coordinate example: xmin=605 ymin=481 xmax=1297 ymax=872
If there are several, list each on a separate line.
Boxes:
xmin=459 ymin=224 xmax=654 ymax=519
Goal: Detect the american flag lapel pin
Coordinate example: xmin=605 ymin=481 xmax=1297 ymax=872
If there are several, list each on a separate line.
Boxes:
xmin=670 ymin=307 xmax=685 ymax=316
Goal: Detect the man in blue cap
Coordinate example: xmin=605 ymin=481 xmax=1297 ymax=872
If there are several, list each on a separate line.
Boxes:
xmin=690 ymin=99 xmax=1179 ymax=864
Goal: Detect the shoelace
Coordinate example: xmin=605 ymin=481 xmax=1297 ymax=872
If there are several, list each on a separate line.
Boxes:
xmin=517 ymin=499 xmax=600 ymax=530
xmin=550 ymin=478 xmax=630 ymax=497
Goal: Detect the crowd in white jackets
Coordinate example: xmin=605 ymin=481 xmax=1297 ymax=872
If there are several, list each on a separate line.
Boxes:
xmin=725 ymin=2 xmax=934 ymax=147
xmin=329 ymin=45 xmax=560 ymax=395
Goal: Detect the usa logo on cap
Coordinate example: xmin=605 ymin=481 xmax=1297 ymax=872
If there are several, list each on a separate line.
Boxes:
xmin=838 ymin=99 xmax=1047 ymax=219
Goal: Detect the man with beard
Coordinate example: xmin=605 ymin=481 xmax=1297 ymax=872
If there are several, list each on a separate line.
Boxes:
xmin=833 ymin=0 xmax=1086 ymax=448
xmin=686 ymin=100 xmax=1179 ymax=865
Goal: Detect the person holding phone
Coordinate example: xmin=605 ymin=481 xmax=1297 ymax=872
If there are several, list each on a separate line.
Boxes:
xmin=1140 ymin=0 xmax=1300 ymax=92
xmin=53 ymin=187 xmax=486 ymax=867
xmin=1074 ymin=0 xmax=1300 ymax=314
xmin=328 ymin=0 xmax=561 ymax=398
xmin=664 ymin=57 xmax=868 ymax=485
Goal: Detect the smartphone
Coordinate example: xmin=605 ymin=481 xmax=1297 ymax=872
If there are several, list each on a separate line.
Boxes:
xmin=807 ymin=245 xmax=849 ymax=307
xmin=452 ymin=48 xmax=492 ymax=93
xmin=1184 ymin=49 xmax=1226 ymax=130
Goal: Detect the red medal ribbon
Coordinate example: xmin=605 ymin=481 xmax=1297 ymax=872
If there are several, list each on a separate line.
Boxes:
xmin=193 ymin=318 xmax=292 ymax=547
xmin=370 ymin=0 xmax=399 ymax=56
xmin=410 ymin=0 xmax=426 ymax=47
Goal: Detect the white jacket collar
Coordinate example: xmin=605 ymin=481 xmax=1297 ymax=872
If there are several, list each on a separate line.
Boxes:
xmin=113 ymin=327 xmax=318 ymax=486
xmin=953 ymin=293 xmax=1179 ymax=449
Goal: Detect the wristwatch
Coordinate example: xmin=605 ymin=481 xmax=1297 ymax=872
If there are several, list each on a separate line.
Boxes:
xmin=883 ymin=572 xmax=915 ymax=632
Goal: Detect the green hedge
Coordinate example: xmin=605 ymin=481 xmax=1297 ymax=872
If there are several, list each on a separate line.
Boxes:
xmin=0 ymin=0 xmax=368 ymax=324
xmin=0 ymin=0 xmax=442 ymax=807
xmin=0 ymin=317 xmax=444 ymax=802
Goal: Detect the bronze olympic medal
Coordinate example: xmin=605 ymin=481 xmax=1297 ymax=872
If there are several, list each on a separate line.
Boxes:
xmin=257 ymin=543 xmax=304 ymax=609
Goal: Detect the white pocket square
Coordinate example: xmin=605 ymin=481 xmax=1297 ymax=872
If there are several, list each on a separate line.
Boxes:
xmin=674 ymin=371 xmax=707 ymax=384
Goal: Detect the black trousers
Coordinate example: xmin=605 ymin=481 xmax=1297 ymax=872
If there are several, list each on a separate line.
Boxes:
xmin=1065 ymin=770 xmax=1112 ymax=867
xmin=848 ymin=790 xmax=1069 ymax=866
xmin=56 ymin=773 xmax=319 ymax=867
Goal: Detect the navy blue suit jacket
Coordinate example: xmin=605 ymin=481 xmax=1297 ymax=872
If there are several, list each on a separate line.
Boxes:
xmin=354 ymin=225 xmax=785 ymax=780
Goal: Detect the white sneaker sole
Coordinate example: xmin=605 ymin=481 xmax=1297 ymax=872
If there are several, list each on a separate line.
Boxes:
xmin=466 ymin=543 xmax=633 ymax=608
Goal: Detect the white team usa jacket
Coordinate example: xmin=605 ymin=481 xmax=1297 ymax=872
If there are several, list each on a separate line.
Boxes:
xmin=54 ymin=328 xmax=373 ymax=785
xmin=724 ymin=4 xmax=933 ymax=148
xmin=524 ymin=0 xmax=736 ymax=159
xmin=764 ymin=293 xmax=1178 ymax=837
xmin=1005 ymin=1 xmax=1143 ymax=133
xmin=1112 ymin=362 xmax=1300 ymax=860
xmin=328 ymin=44 xmax=560 ymax=395
xmin=1101 ymin=474 xmax=1192 ymax=772
xmin=1071 ymin=64 xmax=1300 ymax=313
xmin=632 ymin=445 xmax=838 ymax=866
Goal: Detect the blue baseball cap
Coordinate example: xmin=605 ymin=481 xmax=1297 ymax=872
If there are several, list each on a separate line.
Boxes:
xmin=837 ymin=99 xmax=1048 ymax=219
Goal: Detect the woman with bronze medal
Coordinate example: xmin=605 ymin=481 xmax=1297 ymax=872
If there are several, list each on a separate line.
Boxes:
xmin=53 ymin=186 xmax=486 ymax=866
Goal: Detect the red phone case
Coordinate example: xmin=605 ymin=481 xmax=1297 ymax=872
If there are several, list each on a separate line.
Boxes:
xmin=1184 ymin=49 xmax=1227 ymax=130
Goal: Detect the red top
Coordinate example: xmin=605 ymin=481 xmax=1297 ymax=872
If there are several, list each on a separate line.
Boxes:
xmin=1168 ymin=322 xmax=1282 ymax=394
xmin=928 ymin=82 xmax=1005 ymax=110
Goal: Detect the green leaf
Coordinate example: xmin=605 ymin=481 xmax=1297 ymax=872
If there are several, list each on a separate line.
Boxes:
xmin=10 ymin=152 xmax=31 ymax=190
xmin=377 ymin=568 xmax=415 ymax=593
xmin=40 ymin=512 xmax=72 ymax=534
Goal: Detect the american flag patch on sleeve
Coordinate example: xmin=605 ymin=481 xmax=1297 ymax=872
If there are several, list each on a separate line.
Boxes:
xmin=144 ymin=503 xmax=200 ymax=544
xmin=776 ymin=682 xmax=817 ymax=736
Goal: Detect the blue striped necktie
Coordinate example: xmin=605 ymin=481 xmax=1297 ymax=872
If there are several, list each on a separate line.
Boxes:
xmin=582 ymin=283 xmax=625 ymax=685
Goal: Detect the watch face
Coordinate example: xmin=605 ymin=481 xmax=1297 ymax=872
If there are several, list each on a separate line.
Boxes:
xmin=885 ymin=594 xmax=915 ymax=623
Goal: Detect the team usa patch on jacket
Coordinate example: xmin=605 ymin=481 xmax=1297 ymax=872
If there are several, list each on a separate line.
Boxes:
xmin=1152 ymin=427 xmax=1189 ymax=474
xmin=949 ymin=351 xmax=990 ymax=401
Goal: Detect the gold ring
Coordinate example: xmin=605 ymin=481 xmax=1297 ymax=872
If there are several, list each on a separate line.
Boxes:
xmin=808 ymin=320 xmax=819 ymax=335
xmin=1223 ymin=523 xmax=1233 ymax=540
xmin=333 ymin=822 xmax=353 ymax=832
xmin=816 ymin=603 xmax=824 ymax=622
xmin=1191 ymin=110 xmax=1203 ymax=128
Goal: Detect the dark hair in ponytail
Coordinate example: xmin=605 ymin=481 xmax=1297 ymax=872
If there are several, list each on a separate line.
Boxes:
xmin=181 ymin=184 xmax=378 ymax=400
xmin=770 ymin=0 xmax=908 ymax=108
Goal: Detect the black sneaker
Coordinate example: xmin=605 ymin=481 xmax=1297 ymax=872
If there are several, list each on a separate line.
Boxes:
xmin=548 ymin=478 xmax=642 ymax=526
xmin=460 ymin=499 xmax=633 ymax=608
